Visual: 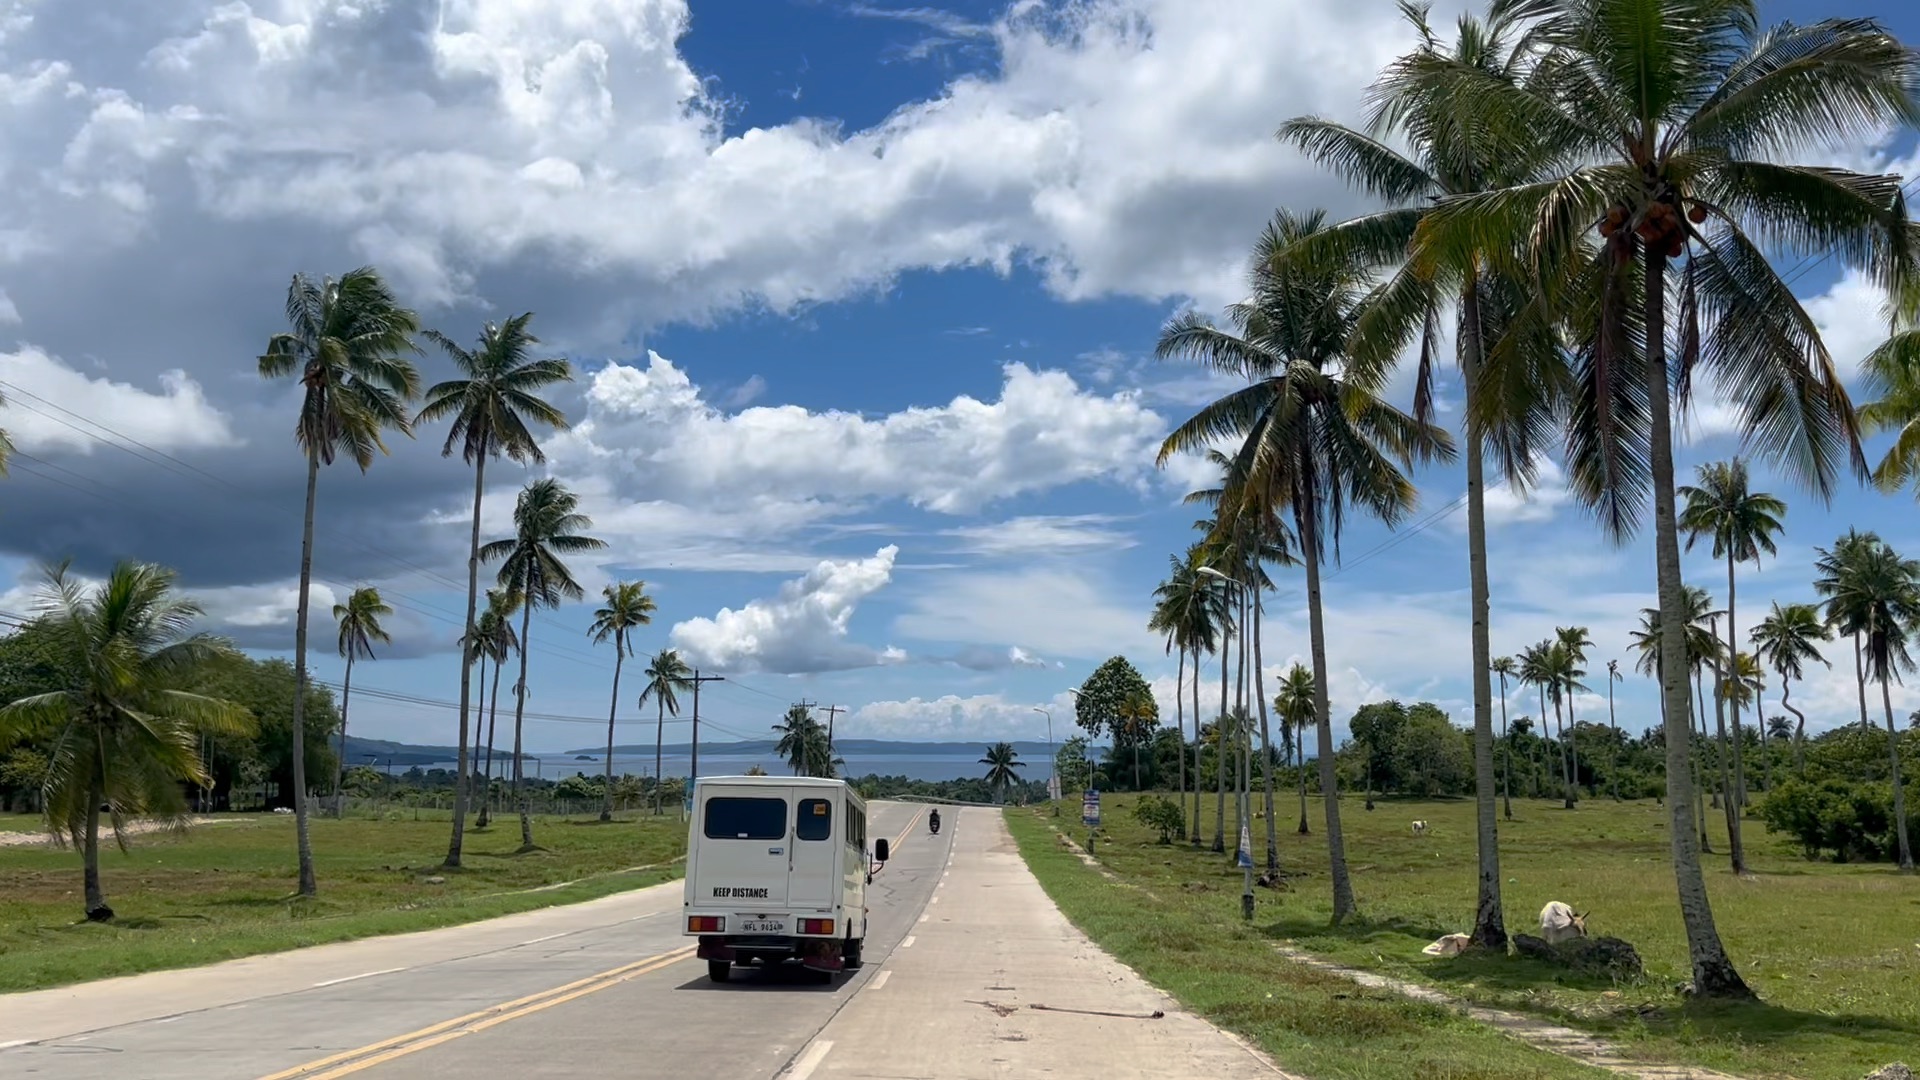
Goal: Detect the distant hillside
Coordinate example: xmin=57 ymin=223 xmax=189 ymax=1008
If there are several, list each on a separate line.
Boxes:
xmin=341 ymin=735 xmax=465 ymax=767
xmin=342 ymin=735 xmax=1070 ymax=765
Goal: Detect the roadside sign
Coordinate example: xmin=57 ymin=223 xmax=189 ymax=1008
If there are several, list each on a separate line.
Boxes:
xmin=1237 ymin=823 xmax=1254 ymax=869
xmin=1081 ymin=789 xmax=1101 ymax=827
xmin=1047 ymin=775 xmax=1060 ymax=801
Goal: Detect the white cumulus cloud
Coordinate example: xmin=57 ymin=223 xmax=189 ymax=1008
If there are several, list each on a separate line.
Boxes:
xmin=0 ymin=345 xmax=240 ymax=455
xmin=669 ymin=545 xmax=907 ymax=674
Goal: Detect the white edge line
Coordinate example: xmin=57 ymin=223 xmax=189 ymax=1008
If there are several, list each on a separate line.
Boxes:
xmin=901 ymin=935 xmax=916 ymax=948
xmin=0 ymin=1039 xmax=31 ymax=1050
xmin=310 ymin=967 xmax=406 ymax=988
xmin=785 ymin=1038 xmax=835 ymax=1080
xmin=918 ymin=913 xmax=928 ymax=922
xmin=519 ymin=932 xmax=567 ymax=945
xmin=869 ymin=970 xmax=892 ymax=990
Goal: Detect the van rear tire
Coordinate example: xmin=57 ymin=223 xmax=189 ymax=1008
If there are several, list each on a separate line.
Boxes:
xmin=707 ymin=960 xmax=732 ymax=983
xmin=843 ymin=937 xmax=864 ymax=970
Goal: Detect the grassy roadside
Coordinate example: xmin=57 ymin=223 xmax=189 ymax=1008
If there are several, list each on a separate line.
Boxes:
xmin=0 ymin=812 xmax=687 ymax=993
xmin=1015 ymin=792 xmax=1920 ymax=1080
xmin=1004 ymin=806 xmax=1609 ymax=1080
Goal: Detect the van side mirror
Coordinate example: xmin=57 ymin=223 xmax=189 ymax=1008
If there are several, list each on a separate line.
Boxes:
xmin=874 ymin=838 xmax=890 ymax=863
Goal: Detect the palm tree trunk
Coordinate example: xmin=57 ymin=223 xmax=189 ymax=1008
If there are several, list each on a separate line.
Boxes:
xmin=513 ymin=600 xmax=535 ymax=851
xmin=1295 ymin=716 xmax=1309 ymax=835
xmin=1783 ymin=677 xmax=1807 ymax=775
xmin=1175 ymin=646 xmax=1187 ymax=831
xmin=1608 ymin=677 xmax=1620 ymax=800
xmin=1214 ymin=639 xmax=1227 ymax=853
xmin=1459 ymin=281 xmax=1504 ymax=946
xmin=1498 ymin=675 xmax=1512 ymax=821
xmin=1854 ymin=632 xmax=1870 ymax=730
xmin=83 ymin=778 xmax=108 ymax=920
xmin=1880 ymin=675 xmax=1914 ymax=872
xmin=601 ymin=645 xmax=624 ymax=822
xmin=480 ymin=657 xmax=501 ymax=827
xmin=1646 ymin=249 xmax=1749 ymax=998
xmin=1692 ymin=667 xmax=1713 ymax=850
xmin=1233 ymin=585 xmax=1248 ymax=865
xmin=1563 ymin=693 xmax=1579 ymax=808
xmin=1725 ymin=557 xmax=1751 ymax=825
xmin=1537 ymin=683 xmax=1549 ymax=799
xmin=1553 ymin=697 xmax=1570 ymax=808
xmin=469 ymin=656 xmax=488 ymax=816
xmin=1253 ymin=588 xmax=1277 ymax=874
xmin=289 ymin=449 xmax=321 ymax=897
xmin=1710 ymin=647 xmax=1745 ymax=874
xmin=1191 ymin=644 xmax=1203 ymax=843
xmin=1302 ymin=504 xmax=1353 ymax=924
xmin=445 ymin=453 xmax=488 ymax=869
xmin=334 ymin=652 xmax=355 ymax=818
xmin=654 ymin=697 xmax=667 ymax=815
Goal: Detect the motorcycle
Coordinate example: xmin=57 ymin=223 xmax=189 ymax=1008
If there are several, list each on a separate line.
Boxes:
xmin=928 ymin=811 xmax=941 ymax=835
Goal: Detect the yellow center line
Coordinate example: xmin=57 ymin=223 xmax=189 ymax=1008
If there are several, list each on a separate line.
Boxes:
xmin=255 ymin=945 xmax=696 ymax=1080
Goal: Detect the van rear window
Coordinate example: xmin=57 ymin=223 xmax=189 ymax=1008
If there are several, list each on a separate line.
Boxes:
xmin=796 ymin=798 xmax=831 ymax=840
xmin=703 ymin=797 xmax=787 ymax=839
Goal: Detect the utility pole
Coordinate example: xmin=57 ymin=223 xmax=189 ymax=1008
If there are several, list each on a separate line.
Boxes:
xmin=689 ymin=670 xmax=725 ymax=792
xmin=822 ymin=704 xmax=844 ymax=758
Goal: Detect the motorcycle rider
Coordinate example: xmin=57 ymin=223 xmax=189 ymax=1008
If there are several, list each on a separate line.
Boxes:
xmin=929 ymin=808 xmax=941 ymax=834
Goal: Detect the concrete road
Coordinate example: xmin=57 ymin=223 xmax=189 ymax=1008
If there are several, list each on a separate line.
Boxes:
xmin=1 ymin=802 xmax=1290 ymax=1080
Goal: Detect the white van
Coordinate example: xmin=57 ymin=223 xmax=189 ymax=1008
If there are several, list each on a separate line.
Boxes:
xmin=682 ymin=775 xmax=889 ymax=983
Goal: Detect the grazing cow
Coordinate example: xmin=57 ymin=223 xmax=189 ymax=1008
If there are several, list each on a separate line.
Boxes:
xmin=1421 ymin=933 xmax=1471 ymax=957
xmin=1539 ymin=901 xmax=1589 ymax=944
xmin=1411 ymin=820 xmax=1428 ymax=835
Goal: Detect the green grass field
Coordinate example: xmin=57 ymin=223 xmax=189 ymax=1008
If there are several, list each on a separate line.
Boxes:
xmin=0 ymin=811 xmax=687 ymax=993
xmin=1010 ymin=793 xmax=1920 ymax=1080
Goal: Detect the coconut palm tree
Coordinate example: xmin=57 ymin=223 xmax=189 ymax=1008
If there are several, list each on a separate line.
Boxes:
xmin=1415 ymin=0 xmax=1917 ymax=999
xmin=588 ymin=581 xmax=655 ymax=821
xmin=638 ymin=649 xmax=692 ymax=814
xmin=1815 ymin=530 xmax=1887 ymax=733
xmin=1491 ymin=655 xmax=1518 ymax=819
xmin=1679 ymin=457 xmax=1786 ymax=871
xmin=1150 ymin=555 xmax=1204 ymax=822
xmin=1276 ymin=663 xmax=1315 ymax=835
xmin=1605 ymin=658 xmax=1623 ymax=799
xmin=258 ymin=267 xmax=421 ymax=896
xmin=1157 ymin=209 xmax=1454 ymax=924
xmin=0 ymin=560 xmax=253 ymax=920
xmin=1825 ymin=538 xmax=1919 ymax=871
xmin=1554 ymin=626 xmax=1594 ymax=805
xmin=1115 ymin=687 xmax=1159 ymax=791
xmin=1156 ymin=544 xmax=1221 ymax=844
xmin=474 ymin=588 xmax=521 ymax=827
xmin=415 ymin=313 xmax=572 ymax=868
xmin=773 ymin=705 xmax=822 ymax=775
xmin=981 ymin=742 xmax=1025 ymax=803
xmin=1541 ymin=639 xmax=1586 ymax=808
xmin=1517 ymin=642 xmax=1556 ymax=799
xmin=331 ymin=586 xmax=393 ymax=816
xmin=481 ymin=479 xmax=605 ymax=851
xmin=1722 ymin=651 xmax=1767 ymax=794
xmin=1751 ymin=601 xmax=1832 ymax=775
xmin=1278 ymin=0 xmax=1560 ymax=952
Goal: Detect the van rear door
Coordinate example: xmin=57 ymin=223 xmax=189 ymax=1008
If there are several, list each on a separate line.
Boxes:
xmin=787 ymin=793 xmax=837 ymax=910
xmin=693 ymin=788 xmax=791 ymax=910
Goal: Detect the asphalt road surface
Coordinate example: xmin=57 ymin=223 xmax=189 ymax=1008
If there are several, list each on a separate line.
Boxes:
xmin=2 ymin=802 xmax=1288 ymax=1080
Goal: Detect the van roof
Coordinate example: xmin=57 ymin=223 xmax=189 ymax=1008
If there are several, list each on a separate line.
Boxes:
xmin=694 ymin=775 xmax=849 ymax=789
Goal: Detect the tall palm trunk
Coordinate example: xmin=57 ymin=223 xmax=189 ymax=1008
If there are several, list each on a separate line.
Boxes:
xmin=1692 ymin=666 xmax=1714 ymax=849
xmin=601 ymin=646 xmax=625 ymax=822
xmin=1497 ymin=674 xmax=1512 ymax=821
xmin=1854 ymin=632 xmax=1870 ymax=730
xmin=1175 ymin=646 xmax=1187 ymax=833
xmin=1709 ymin=644 xmax=1745 ymax=873
xmin=1725 ymin=558 xmax=1751 ymax=820
xmin=333 ymin=651 xmax=355 ymax=818
xmin=512 ymin=600 xmax=535 ymax=851
xmin=289 ymin=450 xmax=320 ymax=897
xmin=1295 ymin=717 xmax=1309 ymax=835
xmin=1233 ymin=586 xmax=1248 ymax=865
xmin=83 ymin=779 xmax=107 ymax=920
xmin=1782 ymin=676 xmax=1808 ymax=775
xmin=1191 ymin=644 xmax=1203 ymax=844
xmin=445 ymin=454 xmax=488 ymax=868
xmin=1214 ymin=639 xmax=1227 ymax=852
xmin=1607 ymin=676 xmax=1620 ymax=800
xmin=1253 ymin=589 xmax=1277 ymax=874
xmin=1537 ymin=682 xmax=1549 ymax=799
xmin=480 ymin=658 xmax=502 ymax=827
xmin=1302 ymin=502 xmax=1354 ymax=924
xmin=1645 ymin=250 xmax=1750 ymax=998
xmin=1460 ymin=280 xmax=1504 ymax=946
xmin=1553 ymin=695 xmax=1570 ymax=807
xmin=1877 ymin=673 xmax=1914 ymax=872
xmin=1563 ymin=693 xmax=1580 ymax=807
xmin=653 ymin=696 xmax=668 ymax=815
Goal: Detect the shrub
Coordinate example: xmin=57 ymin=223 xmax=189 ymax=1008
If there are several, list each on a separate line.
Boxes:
xmin=1132 ymin=795 xmax=1185 ymax=843
xmin=1758 ymin=778 xmax=1916 ymax=862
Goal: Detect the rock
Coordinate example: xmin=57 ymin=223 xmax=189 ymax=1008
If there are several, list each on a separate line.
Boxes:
xmin=1513 ymin=933 xmax=1556 ymax=961
xmin=1510 ymin=933 xmax=1643 ymax=978
xmin=1864 ymin=1064 xmax=1912 ymax=1080
xmin=423 ymin=875 xmax=447 ymax=885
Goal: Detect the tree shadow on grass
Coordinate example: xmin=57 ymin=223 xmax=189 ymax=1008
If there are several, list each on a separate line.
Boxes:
xmin=1263 ymin=911 xmax=1460 ymax=949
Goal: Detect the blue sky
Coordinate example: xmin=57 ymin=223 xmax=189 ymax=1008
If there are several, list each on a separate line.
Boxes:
xmin=0 ymin=0 xmax=1917 ymax=759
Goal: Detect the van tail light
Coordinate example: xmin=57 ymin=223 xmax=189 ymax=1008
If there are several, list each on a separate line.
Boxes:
xmin=688 ymin=916 xmax=724 ymax=933
xmin=798 ymin=918 xmax=835 ymax=935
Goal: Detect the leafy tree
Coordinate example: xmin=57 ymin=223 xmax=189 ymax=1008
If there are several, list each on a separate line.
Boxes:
xmin=259 ymin=266 xmax=421 ymax=896
xmin=1393 ymin=704 xmax=1473 ymax=798
xmin=415 ymin=313 xmax=572 ymax=866
xmin=1132 ymin=794 xmax=1185 ymax=843
xmin=588 ymin=581 xmax=655 ymax=821
xmin=1072 ymin=656 xmax=1155 ymax=742
xmin=331 ymin=586 xmax=393 ymax=815
xmin=482 ymin=478 xmax=605 ymax=851
xmin=1349 ymin=700 xmax=1408 ymax=809
xmin=638 ymin=649 xmax=692 ymax=813
xmin=0 ymin=561 xmax=253 ymax=920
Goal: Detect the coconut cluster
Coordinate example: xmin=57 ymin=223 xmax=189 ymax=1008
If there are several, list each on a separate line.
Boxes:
xmin=1596 ymin=200 xmax=1707 ymax=258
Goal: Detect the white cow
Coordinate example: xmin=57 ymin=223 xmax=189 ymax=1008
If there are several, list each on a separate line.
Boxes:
xmin=1421 ymin=933 xmax=1471 ymax=957
xmin=1539 ymin=901 xmax=1589 ymax=944
xmin=1411 ymin=820 xmax=1428 ymax=835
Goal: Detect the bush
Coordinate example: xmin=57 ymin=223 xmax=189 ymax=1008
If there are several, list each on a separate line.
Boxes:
xmin=1132 ymin=795 xmax=1185 ymax=843
xmin=1758 ymin=778 xmax=1916 ymax=862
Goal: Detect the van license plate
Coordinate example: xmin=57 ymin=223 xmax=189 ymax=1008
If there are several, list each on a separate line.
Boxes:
xmin=739 ymin=919 xmax=785 ymax=934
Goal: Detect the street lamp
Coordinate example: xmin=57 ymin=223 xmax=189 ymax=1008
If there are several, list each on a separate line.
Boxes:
xmin=1197 ymin=564 xmax=1256 ymax=921
xmin=1033 ymin=707 xmax=1056 ymax=815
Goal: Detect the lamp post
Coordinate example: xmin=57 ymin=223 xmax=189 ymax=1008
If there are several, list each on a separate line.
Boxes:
xmin=1033 ymin=707 xmax=1056 ymax=815
xmin=1198 ymin=564 xmax=1256 ymax=921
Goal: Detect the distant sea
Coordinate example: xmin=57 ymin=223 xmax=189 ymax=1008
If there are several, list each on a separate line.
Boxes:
xmin=415 ymin=751 xmax=1040 ymax=785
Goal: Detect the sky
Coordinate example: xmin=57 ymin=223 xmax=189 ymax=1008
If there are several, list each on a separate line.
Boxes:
xmin=1 ymin=0 xmax=1918 ymax=761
